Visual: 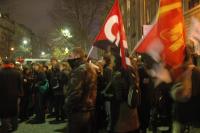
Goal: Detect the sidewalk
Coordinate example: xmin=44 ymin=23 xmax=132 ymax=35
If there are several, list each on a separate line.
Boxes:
xmin=14 ymin=117 xmax=66 ymax=133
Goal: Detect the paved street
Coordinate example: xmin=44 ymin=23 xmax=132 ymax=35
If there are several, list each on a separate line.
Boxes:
xmin=14 ymin=118 xmax=154 ymax=133
xmin=14 ymin=118 xmax=67 ymax=133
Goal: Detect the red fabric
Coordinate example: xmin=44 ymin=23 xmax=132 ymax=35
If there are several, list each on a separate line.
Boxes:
xmin=135 ymin=0 xmax=186 ymax=68
xmin=3 ymin=64 xmax=14 ymax=68
xmin=93 ymin=0 xmax=128 ymax=68
xmin=94 ymin=0 xmax=120 ymax=45
xmin=16 ymin=57 xmax=24 ymax=63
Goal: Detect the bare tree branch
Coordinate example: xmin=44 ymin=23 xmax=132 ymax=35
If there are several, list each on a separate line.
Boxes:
xmin=50 ymin=0 xmax=111 ymax=51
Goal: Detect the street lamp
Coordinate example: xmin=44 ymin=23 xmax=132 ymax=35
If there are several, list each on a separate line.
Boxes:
xmin=61 ymin=28 xmax=72 ymax=38
xmin=41 ymin=51 xmax=45 ymax=56
xmin=10 ymin=47 xmax=15 ymax=58
xmin=10 ymin=47 xmax=15 ymax=51
xmin=65 ymin=47 xmax=69 ymax=54
xmin=23 ymin=39 xmax=28 ymax=45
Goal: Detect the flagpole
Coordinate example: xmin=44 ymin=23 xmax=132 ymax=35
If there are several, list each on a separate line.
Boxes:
xmin=87 ymin=46 xmax=94 ymax=60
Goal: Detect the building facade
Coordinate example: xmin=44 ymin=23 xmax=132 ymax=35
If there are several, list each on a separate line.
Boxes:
xmin=121 ymin=0 xmax=159 ymax=50
xmin=0 ymin=13 xmax=15 ymax=58
xmin=0 ymin=12 xmax=41 ymax=58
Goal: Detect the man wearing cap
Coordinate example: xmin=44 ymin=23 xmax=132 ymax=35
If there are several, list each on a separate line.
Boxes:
xmin=0 ymin=58 xmax=23 ymax=132
xmin=64 ymin=47 xmax=97 ymax=133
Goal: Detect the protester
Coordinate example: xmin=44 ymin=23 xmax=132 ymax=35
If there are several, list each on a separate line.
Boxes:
xmin=102 ymin=53 xmax=115 ymax=133
xmin=19 ymin=66 xmax=33 ymax=121
xmin=0 ymin=58 xmax=23 ymax=132
xmin=49 ymin=62 xmax=61 ymax=120
xmin=50 ymin=62 xmax=71 ymax=123
xmin=30 ymin=63 xmax=48 ymax=124
xmin=138 ymin=63 xmax=154 ymax=133
xmin=149 ymin=83 xmax=173 ymax=133
xmin=94 ymin=60 xmax=107 ymax=133
xmin=102 ymin=52 xmax=140 ymax=133
xmin=171 ymin=48 xmax=200 ymax=133
xmin=64 ymin=47 xmax=97 ymax=133
xmin=140 ymin=53 xmax=173 ymax=133
xmin=48 ymin=58 xmax=59 ymax=117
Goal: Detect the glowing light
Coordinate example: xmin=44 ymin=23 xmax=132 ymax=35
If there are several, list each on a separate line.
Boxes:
xmin=23 ymin=39 xmax=28 ymax=45
xmin=10 ymin=47 xmax=15 ymax=51
xmin=61 ymin=28 xmax=72 ymax=38
xmin=41 ymin=52 xmax=45 ymax=55
xmin=65 ymin=47 xmax=69 ymax=54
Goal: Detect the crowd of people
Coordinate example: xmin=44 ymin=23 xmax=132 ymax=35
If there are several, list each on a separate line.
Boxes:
xmin=0 ymin=47 xmax=200 ymax=133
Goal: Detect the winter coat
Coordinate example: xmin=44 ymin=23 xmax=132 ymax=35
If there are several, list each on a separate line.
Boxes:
xmin=150 ymin=83 xmax=173 ymax=127
xmin=111 ymin=69 xmax=140 ymax=132
xmin=49 ymin=68 xmax=61 ymax=94
xmin=23 ymin=72 xmax=33 ymax=97
xmin=0 ymin=67 xmax=23 ymax=118
xmin=138 ymin=66 xmax=154 ymax=129
xmin=114 ymin=102 xmax=140 ymax=132
xmin=64 ymin=62 xmax=97 ymax=113
xmin=174 ymin=67 xmax=200 ymax=126
xmin=57 ymin=69 xmax=70 ymax=96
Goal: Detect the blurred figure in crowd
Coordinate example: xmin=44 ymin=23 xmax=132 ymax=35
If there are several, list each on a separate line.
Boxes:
xmin=141 ymin=54 xmax=173 ymax=133
xmin=102 ymin=53 xmax=115 ymax=133
xmin=0 ymin=58 xmax=23 ymax=132
xmin=64 ymin=47 xmax=97 ymax=133
xmin=137 ymin=56 xmax=154 ymax=133
xmin=48 ymin=58 xmax=59 ymax=117
xmin=30 ymin=63 xmax=48 ymax=124
xmin=94 ymin=59 xmax=107 ymax=133
xmin=171 ymin=48 xmax=200 ymax=133
xmin=102 ymin=52 xmax=140 ymax=133
xmin=50 ymin=62 xmax=71 ymax=123
xmin=19 ymin=66 xmax=33 ymax=122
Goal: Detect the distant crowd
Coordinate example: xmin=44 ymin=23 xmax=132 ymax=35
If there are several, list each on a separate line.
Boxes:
xmin=0 ymin=47 xmax=200 ymax=133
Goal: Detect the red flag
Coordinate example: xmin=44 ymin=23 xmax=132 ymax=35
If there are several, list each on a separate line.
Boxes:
xmin=134 ymin=0 xmax=186 ymax=67
xmin=93 ymin=0 xmax=130 ymax=68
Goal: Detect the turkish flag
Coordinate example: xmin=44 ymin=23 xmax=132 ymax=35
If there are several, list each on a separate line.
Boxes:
xmin=134 ymin=0 xmax=186 ymax=67
xmin=93 ymin=0 xmax=130 ymax=68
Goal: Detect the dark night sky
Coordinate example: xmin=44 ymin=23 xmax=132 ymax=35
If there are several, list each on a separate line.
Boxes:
xmin=0 ymin=0 xmax=56 ymax=37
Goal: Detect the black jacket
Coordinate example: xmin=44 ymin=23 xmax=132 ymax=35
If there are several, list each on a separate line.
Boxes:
xmin=33 ymin=71 xmax=47 ymax=93
xmin=174 ymin=67 xmax=200 ymax=125
xmin=0 ymin=67 xmax=23 ymax=118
